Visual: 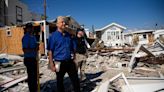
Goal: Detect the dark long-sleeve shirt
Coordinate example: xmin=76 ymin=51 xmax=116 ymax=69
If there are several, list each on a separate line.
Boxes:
xmin=75 ymin=37 xmax=87 ymax=54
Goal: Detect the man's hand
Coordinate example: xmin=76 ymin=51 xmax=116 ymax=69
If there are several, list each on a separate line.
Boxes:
xmin=50 ymin=63 xmax=56 ymax=72
xmin=48 ymin=51 xmax=56 ymax=72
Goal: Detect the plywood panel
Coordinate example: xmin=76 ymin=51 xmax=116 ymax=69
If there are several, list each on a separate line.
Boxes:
xmin=39 ymin=42 xmax=45 ymax=55
xmin=0 ymin=28 xmax=7 ymax=53
xmin=133 ymin=34 xmax=139 ymax=46
xmin=6 ymin=27 xmax=24 ymax=55
xmin=0 ymin=27 xmax=24 ymax=55
xmin=0 ymin=28 xmax=2 ymax=51
xmin=148 ymin=33 xmax=154 ymax=45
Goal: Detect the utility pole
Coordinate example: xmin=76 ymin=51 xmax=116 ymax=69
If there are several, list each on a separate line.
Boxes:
xmin=92 ymin=25 xmax=95 ymax=33
xmin=44 ymin=0 xmax=46 ymax=20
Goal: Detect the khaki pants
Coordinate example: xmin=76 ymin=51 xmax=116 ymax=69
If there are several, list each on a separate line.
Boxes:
xmin=75 ymin=53 xmax=87 ymax=81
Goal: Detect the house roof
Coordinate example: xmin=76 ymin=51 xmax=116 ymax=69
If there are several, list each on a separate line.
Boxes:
xmin=131 ymin=30 xmax=154 ymax=34
xmin=124 ymin=29 xmax=155 ymax=36
xmin=95 ymin=22 xmax=126 ymax=31
xmin=153 ymin=29 xmax=164 ymax=34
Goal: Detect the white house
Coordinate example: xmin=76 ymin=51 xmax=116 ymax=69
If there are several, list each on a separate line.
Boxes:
xmin=153 ymin=29 xmax=164 ymax=39
xmin=124 ymin=30 xmax=155 ymax=46
xmin=95 ymin=23 xmax=126 ymax=47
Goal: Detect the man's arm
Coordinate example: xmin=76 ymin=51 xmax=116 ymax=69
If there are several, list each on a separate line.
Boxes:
xmin=48 ymin=50 xmax=56 ymax=72
xmin=72 ymin=37 xmax=77 ymax=60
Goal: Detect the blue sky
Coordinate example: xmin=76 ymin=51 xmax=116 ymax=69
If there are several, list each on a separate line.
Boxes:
xmin=21 ymin=0 xmax=164 ymax=31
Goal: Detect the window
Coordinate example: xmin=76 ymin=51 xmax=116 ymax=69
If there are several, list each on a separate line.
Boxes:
xmin=71 ymin=25 xmax=74 ymax=29
xmin=111 ymin=27 xmax=116 ymax=30
xmin=107 ymin=32 xmax=111 ymax=40
xmin=143 ymin=34 xmax=147 ymax=39
xmin=116 ymin=31 xmax=119 ymax=39
xmin=6 ymin=27 xmax=12 ymax=37
xmin=0 ymin=0 xmax=4 ymax=16
xmin=0 ymin=6 xmax=2 ymax=16
xmin=16 ymin=6 xmax=22 ymax=24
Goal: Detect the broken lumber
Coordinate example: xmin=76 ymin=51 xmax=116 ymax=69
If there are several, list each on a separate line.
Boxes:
xmin=0 ymin=76 xmax=27 ymax=92
xmin=128 ymin=44 xmax=155 ymax=72
xmin=97 ymin=73 xmax=133 ymax=92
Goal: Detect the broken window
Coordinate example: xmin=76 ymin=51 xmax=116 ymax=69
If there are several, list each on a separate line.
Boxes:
xmin=143 ymin=34 xmax=147 ymax=39
xmin=6 ymin=28 xmax=12 ymax=37
xmin=16 ymin=6 xmax=22 ymax=25
xmin=0 ymin=5 xmax=2 ymax=16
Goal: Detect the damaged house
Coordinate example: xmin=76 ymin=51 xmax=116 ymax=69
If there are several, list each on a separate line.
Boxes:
xmin=124 ymin=30 xmax=155 ymax=46
xmin=124 ymin=29 xmax=164 ymax=46
xmin=95 ymin=23 xmax=126 ymax=47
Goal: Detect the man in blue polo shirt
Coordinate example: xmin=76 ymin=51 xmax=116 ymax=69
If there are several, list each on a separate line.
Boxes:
xmin=48 ymin=16 xmax=80 ymax=92
xmin=22 ymin=23 xmax=38 ymax=92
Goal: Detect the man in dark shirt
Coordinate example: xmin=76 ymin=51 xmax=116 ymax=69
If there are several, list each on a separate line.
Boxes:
xmin=22 ymin=23 xmax=38 ymax=92
xmin=75 ymin=29 xmax=87 ymax=81
xmin=48 ymin=16 xmax=80 ymax=92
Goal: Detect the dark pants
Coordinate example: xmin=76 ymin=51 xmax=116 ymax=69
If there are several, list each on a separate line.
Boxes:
xmin=24 ymin=58 xmax=37 ymax=92
xmin=56 ymin=60 xmax=80 ymax=92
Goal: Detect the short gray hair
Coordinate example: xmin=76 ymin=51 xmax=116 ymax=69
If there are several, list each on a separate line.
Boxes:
xmin=57 ymin=16 xmax=65 ymax=23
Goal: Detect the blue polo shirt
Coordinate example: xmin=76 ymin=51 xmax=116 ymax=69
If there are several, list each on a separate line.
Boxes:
xmin=22 ymin=32 xmax=37 ymax=58
xmin=48 ymin=30 xmax=76 ymax=61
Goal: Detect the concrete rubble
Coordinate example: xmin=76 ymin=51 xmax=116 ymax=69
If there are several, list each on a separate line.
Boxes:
xmin=0 ymin=40 xmax=164 ymax=92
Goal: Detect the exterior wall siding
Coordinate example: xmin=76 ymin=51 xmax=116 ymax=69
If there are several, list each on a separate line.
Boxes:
xmin=101 ymin=27 xmax=124 ymax=47
xmin=0 ymin=27 xmax=24 ymax=55
xmin=0 ymin=0 xmax=41 ymax=26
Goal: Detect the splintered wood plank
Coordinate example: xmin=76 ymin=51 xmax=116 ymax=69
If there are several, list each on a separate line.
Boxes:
xmin=0 ymin=76 xmax=27 ymax=92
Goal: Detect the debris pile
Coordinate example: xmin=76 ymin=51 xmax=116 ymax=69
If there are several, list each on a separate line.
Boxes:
xmin=0 ymin=39 xmax=164 ymax=92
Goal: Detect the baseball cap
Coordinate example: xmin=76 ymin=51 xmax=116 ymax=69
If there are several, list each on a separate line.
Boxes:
xmin=25 ymin=23 xmax=33 ymax=28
